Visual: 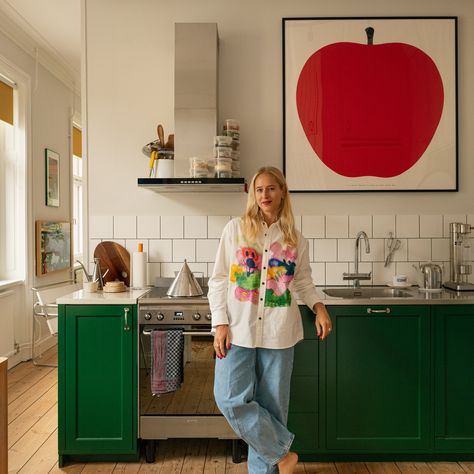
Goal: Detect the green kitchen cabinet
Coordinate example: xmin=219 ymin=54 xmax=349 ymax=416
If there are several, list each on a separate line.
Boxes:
xmin=58 ymin=304 xmax=138 ymax=466
xmin=325 ymin=305 xmax=431 ymax=451
xmin=288 ymin=306 xmax=319 ymax=453
xmin=434 ymin=305 xmax=474 ymax=451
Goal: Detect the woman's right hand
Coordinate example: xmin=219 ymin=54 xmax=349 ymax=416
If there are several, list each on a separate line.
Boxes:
xmin=214 ymin=325 xmax=231 ymax=359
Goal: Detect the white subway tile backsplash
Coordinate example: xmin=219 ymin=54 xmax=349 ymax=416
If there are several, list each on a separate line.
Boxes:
xmin=373 ymin=215 xmax=395 ymax=238
xmin=310 ymin=262 xmax=325 ymax=286
xmin=114 ymin=216 xmax=136 ymax=239
xmin=443 ymin=214 xmax=467 ymax=237
xmin=326 ymin=215 xmax=348 ymax=238
xmin=387 ymin=238 xmax=408 ymax=262
xmin=396 ymin=215 xmax=419 ymax=238
xmin=314 ymin=239 xmax=337 ymax=262
xmin=149 ymin=240 xmax=172 ymax=262
xmin=184 ymin=216 xmax=207 ymax=238
xmin=372 ymin=262 xmax=395 ymax=286
xmin=196 ymin=239 xmax=219 ymax=261
xmin=125 ymin=240 xmax=149 ymax=256
xmin=408 ymin=239 xmax=431 ymax=262
xmin=90 ymin=216 xmax=113 ymax=239
xmin=432 ymin=238 xmax=450 ymax=261
xmin=161 ymin=216 xmax=184 ymax=239
xmin=208 ymin=216 xmax=230 ymax=238
xmin=337 ymin=239 xmax=353 ymax=262
xmin=307 ymin=239 xmax=314 ymax=262
xmin=349 ymin=215 xmax=372 ymax=238
xmin=173 ymin=239 xmax=196 ymax=262
xmin=147 ymin=263 xmax=161 ymax=285
xmin=137 ymin=216 xmax=160 ymax=239
xmin=88 ymin=213 xmax=471 ymax=283
xmin=395 ymin=262 xmax=418 ymax=286
xmin=326 ymin=262 xmax=349 ymax=286
xmin=420 ymin=215 xmax=442 ymax=238
xmin=361 ymin=239 xmax=384 ymax=262
xmin=302 ymin=216 xmax=325 ymax=238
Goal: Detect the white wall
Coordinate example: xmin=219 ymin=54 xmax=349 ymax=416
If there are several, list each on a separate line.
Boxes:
xmin=0 ymin=27 xmax=80 ymax=365
xmin=85 ymin=0 xmax=474 ymax=221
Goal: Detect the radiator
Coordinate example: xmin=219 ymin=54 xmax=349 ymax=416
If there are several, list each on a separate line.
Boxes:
xmin=0 ymin=290 xmax=15 ymax=357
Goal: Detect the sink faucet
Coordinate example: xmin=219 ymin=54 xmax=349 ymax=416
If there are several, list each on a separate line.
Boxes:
xmin=74 ymin=260 xmax=92 ymax=282
xmin=343 ymin=231 xmax=372 ymax=287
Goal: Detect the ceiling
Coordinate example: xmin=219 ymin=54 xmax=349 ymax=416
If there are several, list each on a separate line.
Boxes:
xmin=0 ymin=0 xmax=81 ymax=88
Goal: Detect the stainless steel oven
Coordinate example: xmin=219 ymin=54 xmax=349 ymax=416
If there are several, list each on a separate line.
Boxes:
xmin=138 ymin=285 xmax=241 ymax=463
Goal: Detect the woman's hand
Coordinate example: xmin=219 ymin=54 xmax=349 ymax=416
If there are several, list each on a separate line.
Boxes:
xmin=214 ymin=324 xmax=231 ymax=359
xmin=313 ymin=302 xmax=332 ymax=340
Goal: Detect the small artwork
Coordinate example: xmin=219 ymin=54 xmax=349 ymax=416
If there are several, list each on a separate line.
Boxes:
xmin=45 ymin=148 xmax=60 ymax=206
xmin=283 ymin=17 xmax=458 ymax=192
xmin=36 ymin=221 xmax=71 ymax=275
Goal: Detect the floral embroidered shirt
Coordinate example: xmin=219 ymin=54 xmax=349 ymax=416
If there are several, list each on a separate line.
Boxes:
xmin=208 ymin=217 xmax=320 ymax=349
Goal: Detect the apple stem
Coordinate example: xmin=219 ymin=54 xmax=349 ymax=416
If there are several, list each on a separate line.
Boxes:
xmin=365 ymin=27 xmax=374 ymax=45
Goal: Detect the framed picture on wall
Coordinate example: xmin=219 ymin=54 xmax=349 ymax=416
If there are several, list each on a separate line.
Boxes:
xmin=283 ymin=17 xmax=458 ymax=192
xmin=45 ymin=148 xmax=60 ymax=206
xmin=35 ymin=221 xmax=71 ymax=275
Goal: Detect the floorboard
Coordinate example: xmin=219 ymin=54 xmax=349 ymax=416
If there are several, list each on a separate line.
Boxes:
xmin=6 ymin=346 xmax=472 ymax=473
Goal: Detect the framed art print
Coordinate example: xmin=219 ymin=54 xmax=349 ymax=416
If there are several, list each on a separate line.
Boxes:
xmin=283 ymin=17 xmax=458 ymax=192
xmin=35 ymin=221 xmax=71 ymax=275
xmin=45 ymin=148 xmax=60 ymax=206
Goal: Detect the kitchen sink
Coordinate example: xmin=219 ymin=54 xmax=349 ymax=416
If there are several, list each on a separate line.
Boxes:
xmin=323 ymin=287 xmax=414 ymax=299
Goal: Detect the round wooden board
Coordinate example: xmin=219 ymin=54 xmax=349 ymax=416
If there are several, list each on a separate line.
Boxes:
xmin=93 ymin=241 xmax=130 ymax=287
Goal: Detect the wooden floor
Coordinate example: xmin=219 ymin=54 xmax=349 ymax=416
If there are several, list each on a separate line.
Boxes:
xmin=6 ymin=346 xmax=474 ymax=473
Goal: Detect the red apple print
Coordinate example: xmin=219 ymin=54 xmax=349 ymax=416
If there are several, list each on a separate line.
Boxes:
xmin=296 ymin=27 xmax=444 ymax=178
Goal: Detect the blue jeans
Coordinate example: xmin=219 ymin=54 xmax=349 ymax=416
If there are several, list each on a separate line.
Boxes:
xmin=214 ymin=344 xmax=295 ymax=474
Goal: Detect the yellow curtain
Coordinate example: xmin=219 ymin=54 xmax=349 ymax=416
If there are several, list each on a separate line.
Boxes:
xmin=73 ymin=126 xmax=82 ymax=158
xmin=0 ymin=80 xmax=14 ymax=125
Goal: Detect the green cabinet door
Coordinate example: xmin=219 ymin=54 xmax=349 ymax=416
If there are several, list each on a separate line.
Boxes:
xmin=325 ymin=305 xmax=431 ymax=451
xmin=288 ymin=306 xmax=319 ymax=453
xmin=434 ymin=305 xmax=474 ymax=451
xmin=58 ymin=304 xmax=137 ymax=459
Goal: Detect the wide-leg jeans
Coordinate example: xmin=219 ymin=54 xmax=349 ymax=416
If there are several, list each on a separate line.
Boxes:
xmin=214 ymin=344 xmax=295 ymax=474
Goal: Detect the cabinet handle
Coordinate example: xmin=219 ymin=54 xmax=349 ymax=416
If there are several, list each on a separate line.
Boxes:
xmin=124 ymin=307 xmax=130 ymax=331
xmin=367 ymin=308 xmax=391 ymax=314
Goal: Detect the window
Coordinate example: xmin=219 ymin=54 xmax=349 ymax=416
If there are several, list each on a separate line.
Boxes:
xmin=0 ymin=67 xmax=26 ymax=282
xmin=72 ymin=125 xmax=83 ymax=259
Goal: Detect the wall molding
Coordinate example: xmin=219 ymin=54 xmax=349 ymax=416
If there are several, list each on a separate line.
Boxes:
xmin=0 ymin=8 xmax=80 ymax=95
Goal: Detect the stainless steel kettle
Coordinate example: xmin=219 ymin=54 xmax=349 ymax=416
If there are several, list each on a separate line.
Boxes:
xmin=167 ymin=260 xmax=203 ymax=297
xmin=413 ymin=262 xmax=442 ymax=291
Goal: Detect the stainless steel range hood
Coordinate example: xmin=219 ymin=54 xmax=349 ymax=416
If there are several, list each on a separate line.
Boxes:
xmin=138 ymin=23 xmax=247 ymax=193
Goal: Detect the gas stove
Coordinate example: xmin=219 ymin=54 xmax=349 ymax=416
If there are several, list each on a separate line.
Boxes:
xmin=137 ymin=281 xmax=211 ymax=326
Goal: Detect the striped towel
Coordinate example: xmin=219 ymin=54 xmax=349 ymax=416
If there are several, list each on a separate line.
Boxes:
xmin=151 ymin=329 xmax=184 ymax=395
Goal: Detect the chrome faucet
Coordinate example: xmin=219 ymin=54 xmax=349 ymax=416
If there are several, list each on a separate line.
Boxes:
xmin=75 ymin=260 xmax=92 ymax=282
xmin=343 ymin=231 xmax=372 ymax=287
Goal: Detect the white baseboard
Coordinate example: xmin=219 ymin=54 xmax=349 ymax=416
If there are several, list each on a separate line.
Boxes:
xmin=5 ymin=334 xmax=57 ymax=369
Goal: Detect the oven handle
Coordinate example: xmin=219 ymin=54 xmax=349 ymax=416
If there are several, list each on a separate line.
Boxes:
xmin=142 ymin=329 xmax=213 ymax=337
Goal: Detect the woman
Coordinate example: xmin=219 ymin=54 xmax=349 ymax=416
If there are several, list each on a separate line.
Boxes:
xmin=208 ymin=166 xmax=332 ymax=474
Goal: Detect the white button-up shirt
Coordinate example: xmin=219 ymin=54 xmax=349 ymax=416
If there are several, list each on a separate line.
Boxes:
xmin=208 ymin=218 xmax=320 ymax=349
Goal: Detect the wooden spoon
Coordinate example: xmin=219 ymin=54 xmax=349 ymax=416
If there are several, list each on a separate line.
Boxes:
xmin=157 ymin=124 xmax=165 ymax=149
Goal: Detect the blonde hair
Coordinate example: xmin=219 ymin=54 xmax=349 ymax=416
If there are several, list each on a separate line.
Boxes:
xmin=242 ymin=166 xmax=297 ymax=247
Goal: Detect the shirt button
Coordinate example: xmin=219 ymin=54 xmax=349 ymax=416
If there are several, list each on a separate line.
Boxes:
xmin=262 ymin=282 xmax=265 ymax=285
xmin=263 ymin=266 xmax=266 ymax=270
xmin=265 ymin=249 xmax=268 ymax=252
xmin=265 ymin=233 xmax=267 ymax=236
xmin=260 ymin=298 xmax=263 ymax=301
xmin=259 ymin=317 xmax=262 ymax=320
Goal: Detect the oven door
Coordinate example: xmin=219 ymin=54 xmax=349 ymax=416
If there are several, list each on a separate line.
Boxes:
xmin=139 ymin=324 xmax=237 ymax=439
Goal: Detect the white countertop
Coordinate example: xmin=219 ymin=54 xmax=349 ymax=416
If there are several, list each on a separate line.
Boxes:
xmin=57 ymin=288 xmax=151 ymax=305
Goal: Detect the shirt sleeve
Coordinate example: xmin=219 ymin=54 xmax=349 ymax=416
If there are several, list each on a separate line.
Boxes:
xmin=292 ymin=235 xmax=320 ymax=311
xmin=208 ymin=220 xmax=233 ymax=329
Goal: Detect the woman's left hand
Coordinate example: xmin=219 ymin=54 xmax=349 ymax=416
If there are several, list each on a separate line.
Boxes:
xmin=313 ymin=302 xmax=332 ymax=340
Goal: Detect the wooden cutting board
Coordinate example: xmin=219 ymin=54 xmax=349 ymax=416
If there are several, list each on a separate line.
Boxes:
xmin=93 ymin=241 xmax=130 ymax=287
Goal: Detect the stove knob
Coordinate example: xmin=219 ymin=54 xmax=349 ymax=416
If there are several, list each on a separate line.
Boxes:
xmin=156 ymin=313 xmax=165 ymax=321
xmin=192 ymin=312 xmax=201 ymax=321
xmin=205 ymin=312 xmax=212 ymax=321
xmin=144 ymin=312 xmax=152 ymax=321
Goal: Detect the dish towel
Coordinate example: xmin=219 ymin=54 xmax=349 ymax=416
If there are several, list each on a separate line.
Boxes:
xmin=151 ymin=329 xmax=184 ymax=395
